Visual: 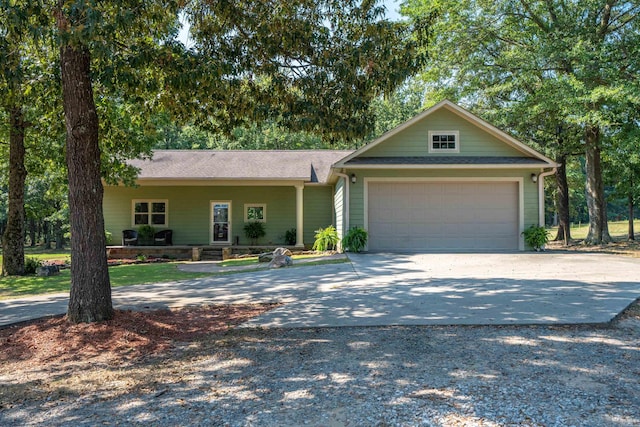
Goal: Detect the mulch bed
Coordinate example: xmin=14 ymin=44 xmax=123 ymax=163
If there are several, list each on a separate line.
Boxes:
xmin=0 ymin=304 xmax=279 ymax=367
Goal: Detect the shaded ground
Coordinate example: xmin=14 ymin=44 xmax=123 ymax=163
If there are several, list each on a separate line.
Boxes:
xmin=0 ymin=304 xmax=278 ymax=406
xmin=0 ymin=242 xmax=640 ymax=425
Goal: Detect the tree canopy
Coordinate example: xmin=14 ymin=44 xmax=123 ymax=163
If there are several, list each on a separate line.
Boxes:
xmin=402 ymin=0 xmax=640 ymax=244
xmin=1 ymin=0 xmax=427 ymax=321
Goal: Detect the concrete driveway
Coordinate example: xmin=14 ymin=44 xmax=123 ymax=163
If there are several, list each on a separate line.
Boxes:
xmin=241 ymin=252 xmax=640 ymax=327
xmin=1 ymin=252 xmax=639 ymax=328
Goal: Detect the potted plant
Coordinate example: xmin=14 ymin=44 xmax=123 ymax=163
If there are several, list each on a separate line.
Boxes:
xmin=284 ymin=228 xmax=296 ymax=246
xmin=522 ymin=225 xmax=549 ymax=251
xmin=244 ymin=221 xmax=266 ymax=245
xmin=137 ymin=225 xmax=156 ymax=245
xmin=313 ymin=225 xmax=339 ymax=252
xmin=342 ymin=226 xmax=368 ymax=252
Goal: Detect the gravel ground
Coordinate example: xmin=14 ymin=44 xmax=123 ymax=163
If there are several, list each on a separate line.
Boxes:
xmin=2 ymin=318 xmax=639 ymax=427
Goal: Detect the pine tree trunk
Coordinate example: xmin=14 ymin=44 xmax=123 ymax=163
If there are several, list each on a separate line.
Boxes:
xmin=55 ymin=220 xmax=65 ymax=249
xmin=59 ymin=41 xmax=113 ymax=323
xmin=629 ymin=190 xmax=635 ymax=241
xmin=584 ymin=125 xmax=611 ymax=245
xmin=553 ymin=154 xmax=571 ymax=245
xmin=1 ymin=107 xmax=27 ymax=276
xmin=28 ymin=218 xmax=36 ymax=246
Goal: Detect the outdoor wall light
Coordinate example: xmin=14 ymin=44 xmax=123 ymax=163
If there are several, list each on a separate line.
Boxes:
xmin=351 ymin=173 xmax=357 ymax=184
xmin=531 ymin=173 xmax=538 ymax=183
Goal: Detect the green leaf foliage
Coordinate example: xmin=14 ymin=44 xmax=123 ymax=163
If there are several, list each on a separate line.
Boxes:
xmin=522 ymin=225 xmax=550 ymax=251
xmin=313 ymin=225 xmax=339 ymax=252
xmin=342 ymin=226 xmax=368 ymax=252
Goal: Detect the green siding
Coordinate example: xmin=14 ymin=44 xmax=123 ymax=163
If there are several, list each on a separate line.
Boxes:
xmin=303 ymin=185 xmax=334 ymax=244
xmin=104 ymin=184 xmax=333 ymax=246
xmin=365 ymin=108 xmax=524 ymax=158
xmin=346 ymin=169 xmax=540 ymax=232
xmin=334 ymin=178 xmax=345 ymax=239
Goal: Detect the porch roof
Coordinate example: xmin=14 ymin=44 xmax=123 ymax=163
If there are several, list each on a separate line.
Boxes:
xmin=129 ymin=150 xmax=353 ymax=184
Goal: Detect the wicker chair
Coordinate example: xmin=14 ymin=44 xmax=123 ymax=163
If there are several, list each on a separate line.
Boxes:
xmin=122 ymin=229 xmax=138 ymax=246
xmin=154 ymin=229 xmax=173 ymax=245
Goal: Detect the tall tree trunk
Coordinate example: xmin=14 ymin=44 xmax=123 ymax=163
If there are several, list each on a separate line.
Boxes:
xmin=629 ymin=184 xmax=635 ymax=241
xmin=59 ymin=40 xmax=113 ymax=323
xmin=553 ymin=154 xmax=571 ymax=245
xmin=584 ymin=125 xmax=611 ymax=245
xmin=43 ymin=221 xmax=51 ymax=249
xmin=28 ymin=218 xmax=36 ymax=246
xmin=55 ymin=220 xmax=65 ymax=249
xmin=1 ymin=107 xmax=27 ymax=276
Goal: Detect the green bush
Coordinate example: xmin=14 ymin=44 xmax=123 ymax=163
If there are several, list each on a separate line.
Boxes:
xmin=284 ymin=228 xmax=297 ymax=246
xmin=24 ymin=257 xmax=42 ymax=275
xmin=342 ymin=226 xmax=368 ymax=252
xmin=137 ymin=225 xmax=156 ymax=245
xmin=105 ymin=229 xmax=113 ymax=245
xmin=313 ymin=225 xmax=339 ymax=252
xmin=244 ymin=221 xmax=266 ymax=245
xmin=522 ymin=225 xmax=549 ymax=251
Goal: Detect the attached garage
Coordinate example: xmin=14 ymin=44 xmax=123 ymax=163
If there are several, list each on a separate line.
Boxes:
xmin=366 ymin=180 xmax=521 ymax=251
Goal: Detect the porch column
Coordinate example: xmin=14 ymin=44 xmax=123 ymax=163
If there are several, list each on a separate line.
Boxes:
xmin=295 ymin=184 xmax=304 ymax=248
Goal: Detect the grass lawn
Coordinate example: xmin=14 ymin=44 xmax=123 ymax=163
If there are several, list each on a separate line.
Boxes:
xmin=548 ymin=219 xmax=639 ymax=240
xmin=0 ymin=263 xmax=212 ymax=300
xmin=0 ymin=248 xmax=72 ymax=266
xmin=0 ymin=253 xmax=346 ymax=300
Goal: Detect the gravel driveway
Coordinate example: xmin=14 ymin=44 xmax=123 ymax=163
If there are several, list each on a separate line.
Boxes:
xmin=4 ymin=320 xmax=639 ymax=426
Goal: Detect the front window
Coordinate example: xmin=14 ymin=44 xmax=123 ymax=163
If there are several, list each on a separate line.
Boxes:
xmin=133 ymin=200 xmax=168 ymax=226
xmin=244 ymin=203 xmax=266 ymax=222
xmin=428 ymin=131 xmax=459 ymax=153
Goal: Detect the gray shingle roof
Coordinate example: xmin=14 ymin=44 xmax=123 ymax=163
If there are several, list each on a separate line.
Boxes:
xmin=344 ymin=156 xmax=549 ymax=166
xmin=129 ymin=150 xmax=354 ymax=184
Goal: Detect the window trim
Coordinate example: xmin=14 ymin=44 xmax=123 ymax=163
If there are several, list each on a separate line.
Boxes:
xmin=132 ymin=199 xmax=169 ymax=227
xmin=428 ymin=130 xmax=460 ymax=153
xmin=244 ymin=203 xmax=267 ymax=223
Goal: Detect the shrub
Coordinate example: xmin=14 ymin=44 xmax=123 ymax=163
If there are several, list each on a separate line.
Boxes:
xmin=137 ymin=225 xmax=155 ymax=245
xmin=342 ymin=226 xmax=368 ymax=253
xmin=522 ymin=225 xmax=549 ymax=251
xmin=284 ymin=228 xmax=297 ymax=246
xmin=24 ymin=257 xmax=42 ymax=275
xmin=105 ymin=229 xmax=113 ymax=245
xmin=313 ymin=225 xmax=339 ymax=252
xmin=244 ymin=221 xmax=266 ymax=245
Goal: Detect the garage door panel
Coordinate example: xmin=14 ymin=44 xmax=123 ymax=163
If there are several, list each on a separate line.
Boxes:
xmin=368 ymin=181 xmax=519 ymax=251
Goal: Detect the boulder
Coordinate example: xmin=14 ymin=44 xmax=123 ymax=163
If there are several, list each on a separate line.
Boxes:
xmin=37 ymin=265 xmax=60 ymax=277
xmin=268 ymin=255 xmax=293 ymax=269
xmin=258 ymin=252 xmax=274 ymax=263
xmin=273 ymin=247 xmax=293 ymax=257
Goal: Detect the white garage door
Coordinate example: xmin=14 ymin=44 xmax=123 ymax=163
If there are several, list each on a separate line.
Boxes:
xmin=367 ymin=181 xmax=519 ymax=251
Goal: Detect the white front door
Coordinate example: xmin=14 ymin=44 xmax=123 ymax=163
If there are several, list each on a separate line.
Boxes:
xmin=211 ymin=201 xmax=231 ymax=244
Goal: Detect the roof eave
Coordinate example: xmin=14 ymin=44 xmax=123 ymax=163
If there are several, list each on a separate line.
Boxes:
xmin=338 ymin=163 xmax=558 ymax=170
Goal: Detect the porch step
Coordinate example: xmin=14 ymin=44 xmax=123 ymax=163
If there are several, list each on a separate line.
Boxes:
xmin=201 ymin=248 xmax=223 ymax=261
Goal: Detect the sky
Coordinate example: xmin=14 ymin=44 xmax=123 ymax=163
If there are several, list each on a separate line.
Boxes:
xmin=383 ymin=0 xmax=403 ymax=21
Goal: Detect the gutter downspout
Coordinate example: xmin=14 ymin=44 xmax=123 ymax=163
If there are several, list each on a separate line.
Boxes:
xmin=334 ymin=172 xmax=350 ymax=241
xmin=536 ymin=168 xmax=557 ymax=227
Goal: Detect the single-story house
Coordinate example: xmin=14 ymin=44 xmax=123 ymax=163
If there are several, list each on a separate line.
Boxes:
xmin=103 ymin=100 xmax=557 ymax=251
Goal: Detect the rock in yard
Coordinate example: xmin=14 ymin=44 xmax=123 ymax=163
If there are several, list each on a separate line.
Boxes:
xmin=268 ymin=255 xmax=293 ymax=268
xmin=273 ymin=247 xmax=293 ymax=257
xmin=258 ymin=252 xmax=274 ymax=263
xmin=37 ymin=265 xmax=60 ymax=277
